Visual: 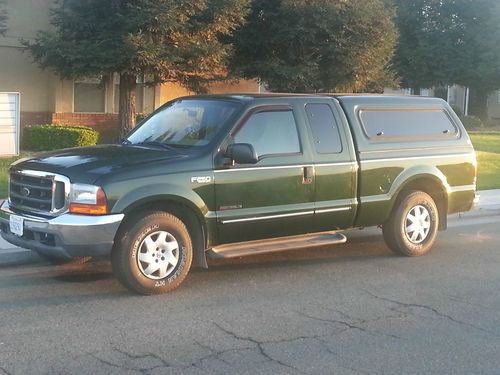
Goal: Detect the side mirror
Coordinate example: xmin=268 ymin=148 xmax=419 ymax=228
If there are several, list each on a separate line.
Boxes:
xmin=226 ymin=143 xmax=258 ymax=164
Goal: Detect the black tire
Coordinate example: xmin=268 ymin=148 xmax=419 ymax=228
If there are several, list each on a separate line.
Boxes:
xmin=111 ymin=211 xmax=193 ymax=295
xmin=383 ymin=191 xmax=439 ymax=257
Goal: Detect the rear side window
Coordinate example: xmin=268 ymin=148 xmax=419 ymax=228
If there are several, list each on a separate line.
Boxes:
xmin=234 ymin=110 xmax=301 ymax=157
xmin=359 ymin=109 xmax=457 ymax=141
xmin=305 ymin=104 xmax=342 ymax=154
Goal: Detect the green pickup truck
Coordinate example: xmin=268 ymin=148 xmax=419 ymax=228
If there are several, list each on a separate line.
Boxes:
xmin=0 ymin=94 xmax=477 ymax=294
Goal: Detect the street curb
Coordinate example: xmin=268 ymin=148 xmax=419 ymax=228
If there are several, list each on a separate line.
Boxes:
xmin=449 ymin=206 xmax=500 ymax=220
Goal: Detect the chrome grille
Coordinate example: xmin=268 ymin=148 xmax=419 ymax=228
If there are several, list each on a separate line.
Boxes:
xmin=9 ymin=170 xmax=69 ymax=215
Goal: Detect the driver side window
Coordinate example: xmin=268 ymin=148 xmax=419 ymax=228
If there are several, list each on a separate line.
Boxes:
xmin=234 ymin=110 xmax=301 ymax=157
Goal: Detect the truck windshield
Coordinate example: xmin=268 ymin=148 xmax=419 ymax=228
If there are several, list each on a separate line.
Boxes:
xmin=126 ymin=99 xmax=241 ymax=148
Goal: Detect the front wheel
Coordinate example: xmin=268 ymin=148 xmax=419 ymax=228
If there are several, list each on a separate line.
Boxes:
xmin=112 ymin=211 xmax=193 ymax=295
xmin=383 ymin=191 xmax=439 ymax=257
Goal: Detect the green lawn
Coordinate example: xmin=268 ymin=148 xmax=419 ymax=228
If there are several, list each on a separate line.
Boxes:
xmin=469 ymin=132 xmax=500 ymax=190
xmin=0 ymin=132 xmax=499 ymax=200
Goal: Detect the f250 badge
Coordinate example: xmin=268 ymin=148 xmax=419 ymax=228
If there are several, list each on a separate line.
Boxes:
xmin=191 ymin=176 xmax=212 ymax=184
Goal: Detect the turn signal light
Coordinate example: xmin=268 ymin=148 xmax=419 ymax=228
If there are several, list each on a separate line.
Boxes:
xmin=69 ymin=187 xmax=108 ymax=215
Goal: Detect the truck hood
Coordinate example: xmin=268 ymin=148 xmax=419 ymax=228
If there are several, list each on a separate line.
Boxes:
xmin=12 ymin=144 xmax=188 ymax=184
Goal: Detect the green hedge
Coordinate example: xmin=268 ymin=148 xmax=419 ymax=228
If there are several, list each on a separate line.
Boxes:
xmin=136 ymin=112 xmax=151 ymax=124
xmin=22 ymin=124 xmax=100 ymax=151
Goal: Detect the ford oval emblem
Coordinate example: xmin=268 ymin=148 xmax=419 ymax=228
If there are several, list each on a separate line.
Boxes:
xmin=21 ymin=187 xmax=31 ymax=197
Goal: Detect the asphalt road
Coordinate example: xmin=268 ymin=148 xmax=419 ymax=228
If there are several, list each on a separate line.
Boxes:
xmin=0 ymin=215 xmax=499 ymax=375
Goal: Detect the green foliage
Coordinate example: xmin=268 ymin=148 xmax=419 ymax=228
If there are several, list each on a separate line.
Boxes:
xmin=24 ymin=0 xmax=249 ymax=89
xmin=0 ymin=155 xmax=17 ymax=199
xmin=459 ymin=115 xmax=484 ymax=130
xmin=22 ymin=125 xmax=99 ymax=151
xmin=469 ymin=132 xmax=500 ymax=190
xmin=231 ymin=0 xmax=397 ymax=93
xmin=24 ymin=0 xmax=250 ymax=135
xmin=474 ymin=150 xmax=500 ymax=190
xmin=136 ymin=113 xmax=151 ymax=124
xmin=470 ymin=132 xmax=500 ymax=153
xmin=451 ymin=106 xmax=464 ymax=117
xmin=470 ymin=133 xmax=500 ymax=190
xmin=393 ymin=1 xmax=500 ymax=94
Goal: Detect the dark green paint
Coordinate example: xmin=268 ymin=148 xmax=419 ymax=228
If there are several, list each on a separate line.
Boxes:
xmin=12 ymin=94 xmax=476 ymax=249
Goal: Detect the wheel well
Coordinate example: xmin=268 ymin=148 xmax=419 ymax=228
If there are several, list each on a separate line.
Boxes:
xmin=116 ymin=200 xmax=208 ymax=268
xmin=395 ymin=177 xmax=448 ymax=230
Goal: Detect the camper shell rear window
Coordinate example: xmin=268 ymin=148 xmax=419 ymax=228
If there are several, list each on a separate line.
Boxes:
xmin=358 ymin=108 xmax=458 ymax=141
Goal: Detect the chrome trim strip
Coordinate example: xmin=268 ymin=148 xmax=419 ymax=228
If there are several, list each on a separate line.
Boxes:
xmin=314 ymin=162 xmax=357 ymax=168
xmin=221 ymin=211 xmax=314 ymax=224
xmin=449 ymin=184 xmax=476 ymax=193
xmin=0 ymin=200 xmax=45 ymax=223
xmin=315 ymin=207 xmax=351 ymax=214
xmin=214 ymin=161 xmax=356 ymax=173
xmin=215 ymin=165 xmax=311 ymax=173
xmin=50 ymin=213 xmax=125 ymax=226
xmin=359 ymin=194 xmax=391 ymax=203
xmin=360 ymin=153 xmax=474 ymax=164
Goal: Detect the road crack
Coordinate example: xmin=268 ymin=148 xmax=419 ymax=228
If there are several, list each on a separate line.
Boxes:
xmin=363 ymin=289 xmax=499 ymax=337
xmin=89 ymin=348 xmax=172 ymax=375
xmin=296 ymin=311 xmax=402 ymax=340
xmin=213 ymin=322 xmax=309 ymax=374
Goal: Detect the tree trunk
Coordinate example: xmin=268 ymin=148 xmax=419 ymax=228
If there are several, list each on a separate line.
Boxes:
xmin=469 ymin=87 xmax=490 ymax=122
xmin=119 ymin=72 xmax=137 ymax=139
xmin=412 ymin=87 xmax=421 ymax=96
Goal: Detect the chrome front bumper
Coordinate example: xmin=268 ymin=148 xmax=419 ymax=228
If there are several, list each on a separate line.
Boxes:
xmin=0 ymin=200 xmax=124 ymax=259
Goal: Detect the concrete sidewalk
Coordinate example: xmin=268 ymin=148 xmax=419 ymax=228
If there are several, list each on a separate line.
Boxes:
xmin=452 ymin=189 xmax=500 ymax=218
xmin=1 ymin=189 xmax=500 ymax=267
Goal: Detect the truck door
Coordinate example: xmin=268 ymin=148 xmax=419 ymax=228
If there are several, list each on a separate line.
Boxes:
xmin=214 ymin=104 xmax=317 ymax=244
xmin=303 ymin=99 xmax=358 ymax=231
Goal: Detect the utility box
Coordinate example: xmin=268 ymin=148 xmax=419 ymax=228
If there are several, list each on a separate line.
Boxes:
xmin=0 ymin=92 xmax=20 ymax=156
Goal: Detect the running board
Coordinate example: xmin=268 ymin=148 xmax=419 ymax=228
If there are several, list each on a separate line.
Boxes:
xmin=207 ymin=232 xmax=347 ymax=259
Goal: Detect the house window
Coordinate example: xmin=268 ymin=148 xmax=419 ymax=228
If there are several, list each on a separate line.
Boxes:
xmin=74 ymin=77 xmax=105 ymax=113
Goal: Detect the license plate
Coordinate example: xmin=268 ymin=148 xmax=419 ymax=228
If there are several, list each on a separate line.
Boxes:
xmin=9 ymin=215 xmax=24 ymax=237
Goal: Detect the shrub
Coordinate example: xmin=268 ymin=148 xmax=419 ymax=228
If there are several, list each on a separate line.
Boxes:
xmin=451 ymin=105 xmax=464 ymax=117
xmin=22 ymin=124 xmax=99 ymax=151
xmin=459 ymin=115 xmax=484 ymax=130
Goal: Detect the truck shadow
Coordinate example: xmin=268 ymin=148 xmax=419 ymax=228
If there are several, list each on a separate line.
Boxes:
xmin=0 ymin=232 xmax=396 ymax=307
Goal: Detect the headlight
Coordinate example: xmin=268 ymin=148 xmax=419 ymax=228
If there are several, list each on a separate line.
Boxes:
xmin=69 ymin=183 xmax=108 ymax=215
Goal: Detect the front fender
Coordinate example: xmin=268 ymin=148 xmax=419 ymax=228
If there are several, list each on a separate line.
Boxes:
xmin=109 ymin=183 xmax=215 ymax=268
xmin=110 ymin=183 xmax=210 ymax=216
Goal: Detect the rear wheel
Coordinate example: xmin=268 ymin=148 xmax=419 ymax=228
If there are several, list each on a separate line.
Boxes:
xmin=383 ymin=191 xmax=439 ymax=257
xmin=112 ymin=211 xmax=193 ymax=295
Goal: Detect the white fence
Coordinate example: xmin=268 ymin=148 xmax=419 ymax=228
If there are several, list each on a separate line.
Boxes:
xmin=0 ymin=92 xmax=20 ymax=156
